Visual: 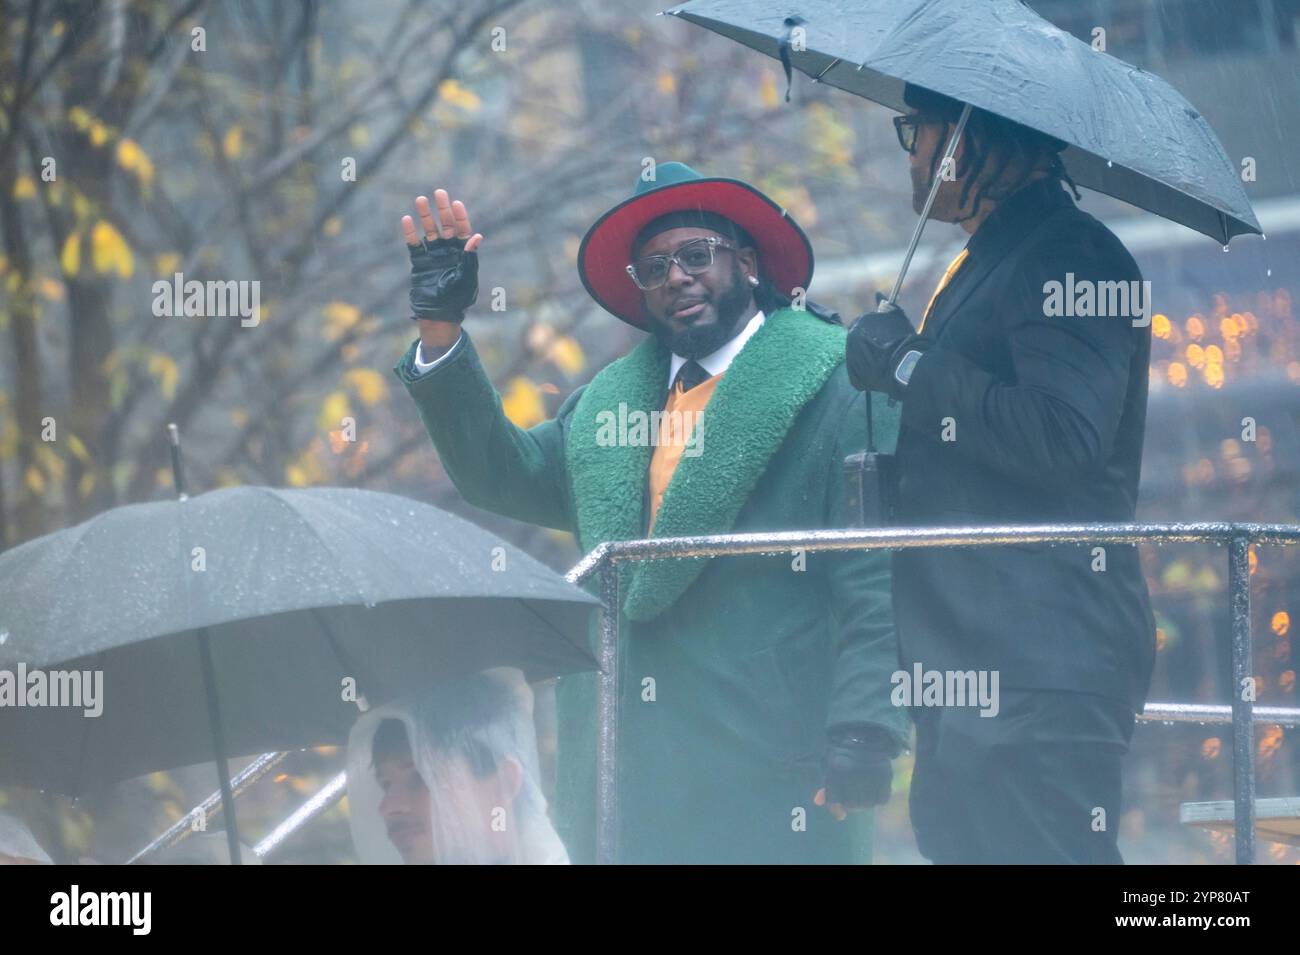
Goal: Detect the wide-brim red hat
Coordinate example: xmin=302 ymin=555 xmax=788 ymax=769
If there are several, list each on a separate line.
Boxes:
xmin=577 ymin=162 xmax=814 ymax=329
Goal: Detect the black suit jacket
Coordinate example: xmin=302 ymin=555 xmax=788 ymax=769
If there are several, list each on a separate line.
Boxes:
xmin=892 ymin=177 xmax=1156 ymax=712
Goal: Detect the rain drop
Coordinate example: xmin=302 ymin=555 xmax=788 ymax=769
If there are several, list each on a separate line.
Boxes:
xmin=0 ymin=629 xmax=7 ymax=645
xmin=1267 ymin=269 xmax=1272 ymax=277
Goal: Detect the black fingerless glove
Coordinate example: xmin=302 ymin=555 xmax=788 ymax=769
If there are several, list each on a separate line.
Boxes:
xmin=409 ymin=235 xmax=479 ymax=322
xmin=821 ymin=724 xmax=899 ymax=808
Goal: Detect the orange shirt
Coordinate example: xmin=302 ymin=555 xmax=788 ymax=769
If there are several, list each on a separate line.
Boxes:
xmin=917 ymin=247 xmax=970 ymax=333
xmin=648 ymin=373 xmax=722 ymax=532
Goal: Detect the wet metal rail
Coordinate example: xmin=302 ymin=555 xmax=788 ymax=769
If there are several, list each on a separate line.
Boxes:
xmin=141 ymin=522 xmax=1300 ymax=865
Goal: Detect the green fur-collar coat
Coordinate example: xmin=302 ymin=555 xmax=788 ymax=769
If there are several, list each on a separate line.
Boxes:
xmin=394 ymin=307 xmax=907 ymax=863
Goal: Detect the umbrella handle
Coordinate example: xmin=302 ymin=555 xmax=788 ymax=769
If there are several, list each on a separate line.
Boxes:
xmin=882 ymin=102 xmax=973 ymax=309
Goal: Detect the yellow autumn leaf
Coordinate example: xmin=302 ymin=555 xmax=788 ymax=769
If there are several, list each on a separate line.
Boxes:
xmin=223 ymin=126 xmax=243 ymax=159
xmin=67 ymin=106 xmax=91 ymax=131
xmin=78 ymin=471 xmax=95 ymax=499
xmin=438 ymin=79 xmax=481 ymax=111
xmin=65 ymin=432 xmax=91 ymax=462
xmin=345 ymin=368 xmax=388 ymax=407
xmin=61 ymin=233 xmax=80 ymax=276
xmin=547 ymin=335 xmax=585 ymax=376
xmin=35 ymin=443 xmax=65 ymax=482
xmin=91 ymin=220 xmax=133 ymax=277
xmin=39 ymin=277 xmax=64 ymax=301
xmin=116 ymin=138 xmax=155 ymax=184
xmin=319 ymin=390 xmax=351 ymax=432
xmin=25 ymin=465 xmax=45 ymax=495
xmin=285 ymin=448 xmax=326 ymax=487
xmin=147 ymin=353 xmax=179 ymax=400
xmin=501 ymin=377 xmax=545 ymax=428
xmin=323 ymin=216 xmax=342 ymax=237
xmin=12 ymin=175 xmax=35 ymax=199
xmin=657 ymin=72 xmax=676 ymax=95
xmin=155 ymin=252 xmax=181 ymax=275
xmin=760 ymin=72 xmax=779 ymax=109
xmin=348 ymin=125 xmax=369 ymax=148
xmin=323 ymin=301 xmax=361 ymax=340
xmin=89 ymin=121 xmax=109 ymax=147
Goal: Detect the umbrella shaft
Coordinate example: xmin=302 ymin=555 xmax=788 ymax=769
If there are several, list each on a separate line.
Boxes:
xmin=197 ymin=627 xmax=242 ymax=865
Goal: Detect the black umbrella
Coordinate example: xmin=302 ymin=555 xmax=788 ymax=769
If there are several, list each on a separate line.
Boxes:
xmin=665 ymin=0 xmax=1262 ymax=252
xmin=0 ymin=473 xmax=597 ymax=862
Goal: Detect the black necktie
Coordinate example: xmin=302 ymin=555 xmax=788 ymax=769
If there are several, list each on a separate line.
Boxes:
xmin=673 ymin=359 xmax=710 ymax=394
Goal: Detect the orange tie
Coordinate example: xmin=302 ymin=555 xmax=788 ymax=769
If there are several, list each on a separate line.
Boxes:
xmin=917 ymin=248 xmax=970 ymax=333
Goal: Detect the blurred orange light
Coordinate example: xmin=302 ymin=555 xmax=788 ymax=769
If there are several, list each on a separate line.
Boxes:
xmin=1272 ymin=611 xmax=1290 ymax=637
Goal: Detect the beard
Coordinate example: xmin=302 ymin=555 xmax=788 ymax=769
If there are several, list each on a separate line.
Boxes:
xmin=650 ymin=265 xmax=753 ymax=360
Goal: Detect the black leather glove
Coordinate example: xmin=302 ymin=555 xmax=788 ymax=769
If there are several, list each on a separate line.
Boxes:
xmin=821 ymin=723 xmax=898 ymax=809
xmin=845 ymin=293 xmax=929 ymax=398
xmin=409 ymin=235 xmax=479 ymax=322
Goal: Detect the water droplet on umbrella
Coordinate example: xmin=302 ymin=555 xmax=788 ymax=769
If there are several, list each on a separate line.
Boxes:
xmin=1267 ymin=269 xmax=1272 ymax=277
xmin=1223 ymin=245 xmax=1230 ymax=252
xmin=1106 ymin=160 xmax=1112 ymax=168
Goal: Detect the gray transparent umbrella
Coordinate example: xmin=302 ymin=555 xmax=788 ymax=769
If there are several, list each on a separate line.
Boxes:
xmin=0 ymin=478 xmax=598 ymax=863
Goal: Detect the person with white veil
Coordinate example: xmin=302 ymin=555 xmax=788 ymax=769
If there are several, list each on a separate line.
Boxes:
xmin=346 ymin=667 xmax=569 ymax=865
xmin=0 ymin=809 xmax=53 ymax=864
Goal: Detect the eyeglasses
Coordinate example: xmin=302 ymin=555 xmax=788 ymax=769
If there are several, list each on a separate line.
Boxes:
xmin=893 ymin=113 xmax=947 ymax=155
xmin=626 ymin=236 xmax=739 ymax=291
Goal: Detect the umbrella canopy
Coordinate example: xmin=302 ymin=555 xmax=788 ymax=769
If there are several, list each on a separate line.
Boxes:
xmin=0 ymin=486 xmax=598 ymax=794
xmin=666 ymin=0 xmax=1261 ymax=244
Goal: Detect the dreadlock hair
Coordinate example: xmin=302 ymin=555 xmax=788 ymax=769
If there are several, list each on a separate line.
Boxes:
xmin=902 ymin=84 xmax=1082 ymax=224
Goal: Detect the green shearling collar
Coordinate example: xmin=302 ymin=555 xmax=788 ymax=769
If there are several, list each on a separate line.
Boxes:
xmin=566 ymin=308 xmax=846 ymax=620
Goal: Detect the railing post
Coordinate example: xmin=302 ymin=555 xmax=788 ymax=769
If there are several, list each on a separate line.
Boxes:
xmin=595 ymin=561 xmax=620 ymax=865
xmin=1228 ymin=535 xmax=1256 ymax=864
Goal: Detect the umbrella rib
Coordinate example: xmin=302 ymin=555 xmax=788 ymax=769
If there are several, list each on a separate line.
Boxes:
xmin=513 ymin=597 xmax=607 ymax=676
xmin=310 ymin=607 xmax=372 ymax=703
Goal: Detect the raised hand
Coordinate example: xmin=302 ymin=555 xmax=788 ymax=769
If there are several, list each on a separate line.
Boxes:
xmin=400 ymin=189 xmax=484 ymax=324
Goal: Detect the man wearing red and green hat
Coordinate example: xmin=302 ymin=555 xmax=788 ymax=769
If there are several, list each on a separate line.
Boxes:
xmin=391 ymin=162 xmax=907 ymax=864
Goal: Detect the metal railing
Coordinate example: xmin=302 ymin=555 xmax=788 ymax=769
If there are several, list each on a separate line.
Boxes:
xmin=136 ymin=521 xmax=1300 ymax=865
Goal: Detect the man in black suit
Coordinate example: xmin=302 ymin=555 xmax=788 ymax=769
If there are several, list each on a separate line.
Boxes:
xmin=845 ymin=84 xmax=1157 ymax=864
